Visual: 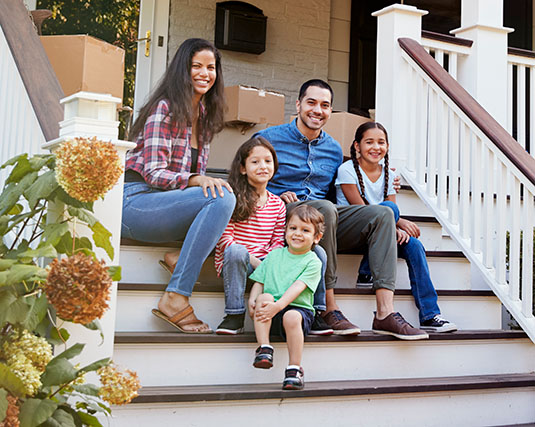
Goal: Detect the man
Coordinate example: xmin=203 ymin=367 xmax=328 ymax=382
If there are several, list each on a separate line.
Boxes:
xmin=255 ymin=79 xmax=428 ymax=340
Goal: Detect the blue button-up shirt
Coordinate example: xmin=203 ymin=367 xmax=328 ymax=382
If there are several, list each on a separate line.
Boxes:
xmin=255 ymin=120 xmax=343 ymax=200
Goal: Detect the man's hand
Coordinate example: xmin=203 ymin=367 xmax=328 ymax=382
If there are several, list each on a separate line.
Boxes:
xmin=280 ymin=191 xmax=299 ymax=204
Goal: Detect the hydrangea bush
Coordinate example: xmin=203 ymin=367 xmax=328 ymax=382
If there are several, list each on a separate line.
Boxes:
xmin=0 ymin=140 xmax=139 ymax=427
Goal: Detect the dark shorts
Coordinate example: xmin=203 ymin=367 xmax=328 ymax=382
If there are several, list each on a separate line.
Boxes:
xmin=270 ymin=306 xmax=314 ymax=339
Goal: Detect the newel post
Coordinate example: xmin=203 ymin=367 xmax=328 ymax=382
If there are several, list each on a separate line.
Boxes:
xmin=42 ymin=92 xmax=135 ymax=364
xmin=373 ymin=4 xmax=428 ymax=169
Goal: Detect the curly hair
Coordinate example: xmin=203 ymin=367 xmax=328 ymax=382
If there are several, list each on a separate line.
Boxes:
xmin=228 ymin=136 xmax=278 ymax=222
xmin=130 ymin=38 xmax=225 ymax=144
xmin=351 ymin=121 xmax=390 ymax=204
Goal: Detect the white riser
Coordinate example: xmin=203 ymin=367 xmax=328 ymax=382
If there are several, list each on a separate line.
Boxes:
xmin=397 ymin=188 xmax=434 ymax=216
xmin=115 ymin=291 xmax=501 ymax=333
xmin=113 ymin=339 xmax=535 ymax=387
xmin=120 ymin=248 xmax=471 ymax=290
xmin=110 ymin=388 xmax=535 ymax=427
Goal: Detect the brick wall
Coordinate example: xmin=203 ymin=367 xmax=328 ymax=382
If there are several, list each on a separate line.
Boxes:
xmin=168 ymin=0 xmax=332 ymax=119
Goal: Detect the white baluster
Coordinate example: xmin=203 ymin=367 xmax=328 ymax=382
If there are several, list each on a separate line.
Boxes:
xmin=517 ymin=65 xmax=526 ymax=149
xmin=509 ymin=177 xmax=521 ymax=300
xmin=427 ymin=91 xmax=437 ymax=198
xmin=470 ymin=134 xmax=482 ymax=254
xmin=437 ymin=99 xmax=448 ymax=211
xmin=448 ymin=52 xmax=458 ymax=80
xmin=448 ymin=113 xmax=460 ymax=225
xmin=459 ymin=123 xmax=471 ymax=239
xmin=482 ymin=147 xmax=494 ymax=268
xmin=495 ymin=161 xmax=507 ymax=285
xmin=521 ymin=192 xmax=534 ymax=317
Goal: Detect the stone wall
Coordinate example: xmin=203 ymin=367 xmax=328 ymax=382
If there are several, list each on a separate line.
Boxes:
xmin=168 ymin=0 xmax=332 ymax=119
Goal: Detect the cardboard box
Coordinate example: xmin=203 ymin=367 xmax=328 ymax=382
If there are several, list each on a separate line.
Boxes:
xmin=322 ymin=112 xmax=371 ymax=157
xmin=225 ymin=85 xmax=285 ymax=126
xmin=40 ymin=35 xmax=125 ymax=101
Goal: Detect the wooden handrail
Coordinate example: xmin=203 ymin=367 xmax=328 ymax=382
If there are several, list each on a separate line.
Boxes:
xmin=0 ymin=0 xmax=63 ymax=141
xmin=398 ymin=37 xmax=535 ymax=186
xmin=421 ymin=30 xmax=473 ymax=47
xmin=508 ymin=47 xmax=535 ymax=59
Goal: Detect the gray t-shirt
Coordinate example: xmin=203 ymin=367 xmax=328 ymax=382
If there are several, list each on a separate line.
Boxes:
xmin=335 ymin=160 xmax=396 ymax=205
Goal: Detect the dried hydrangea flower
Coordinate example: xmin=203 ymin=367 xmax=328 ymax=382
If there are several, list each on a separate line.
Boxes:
xmin=46 ymin=252 xmax=111 ymax=324
xmin=55 ymin=137 xmax=123 ymax=202
xmin=0 ymin=395 xmax=20 ymax=427
xmin=98 ymin=363 xmax=140 ymax=405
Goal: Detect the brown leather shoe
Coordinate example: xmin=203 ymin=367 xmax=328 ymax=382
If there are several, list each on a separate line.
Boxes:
xmin=372 ymin=312 xmax=429 ymax=340
xmin=322 ymin=310 xmax=361 ymax=335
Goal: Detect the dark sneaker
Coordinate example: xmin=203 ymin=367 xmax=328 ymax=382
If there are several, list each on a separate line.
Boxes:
xmin=216 ymin=313 xmax=245 ymax=335
xmin=372 ymin=312 xmax=429 ymax=340
xmin=309 ymin=313 xmax=334 ymax=335
xmin=282 ymin=366 xmax=304 ymax=390
xmin=322 ymin=310 xmax=361 ymax=335
xmin=421 ymin=315 xmax=458 ymax=333
xmin=253 ymin=345 xmax=273 ymax=369
xmin=356 ymin=273 xmax=373 ymax=288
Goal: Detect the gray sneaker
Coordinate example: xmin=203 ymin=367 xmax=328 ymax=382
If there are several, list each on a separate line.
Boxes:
xmin=372 ymin=312 xmax=429 ymax=340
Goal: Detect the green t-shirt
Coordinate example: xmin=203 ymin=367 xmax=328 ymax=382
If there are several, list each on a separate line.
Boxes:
xmin=249 ymin=247 xmax=321 ymax=313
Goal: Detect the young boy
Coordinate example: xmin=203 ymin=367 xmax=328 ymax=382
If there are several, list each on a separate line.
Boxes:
xmin=248 ymin=205 xmax=324 ymax=390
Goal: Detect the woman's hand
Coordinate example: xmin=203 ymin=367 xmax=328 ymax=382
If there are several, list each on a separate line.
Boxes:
xmin=396 ymin=228 xmax=410 ymax=245
xmin=397 ymin=218 xmax=420 ymax=238
xmin=188 ymin=175 xmax=233 ymax=198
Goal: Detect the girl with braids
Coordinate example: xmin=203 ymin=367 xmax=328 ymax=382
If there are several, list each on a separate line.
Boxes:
xmin=335 ymin=122 xmax=457 ymax=333
xmin=122 ymin=38 xmax=235 ymax=334
xmin=213 ymin=137 xmax=287 ymax=334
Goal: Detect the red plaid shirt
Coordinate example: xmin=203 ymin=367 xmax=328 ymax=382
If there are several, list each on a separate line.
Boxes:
xmin=125 ymin=99 xmax=210 ymax=190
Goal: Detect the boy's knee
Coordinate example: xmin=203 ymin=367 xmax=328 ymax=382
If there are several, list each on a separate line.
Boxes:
xmin=256 ymin=293 xmax=274 ymax=304
xmin=282 ymin=309 xmax=303 ymax=328
xmin=313 ymin=245 xmax=327 ymax=264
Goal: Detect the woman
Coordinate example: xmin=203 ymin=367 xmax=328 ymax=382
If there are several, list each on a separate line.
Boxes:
xmin=122 ymin=38 xmax=235 ymax=333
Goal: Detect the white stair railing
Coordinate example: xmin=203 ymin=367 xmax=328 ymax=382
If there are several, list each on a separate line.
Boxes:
xmin=398 ymin=37 xmax=535 ymax=343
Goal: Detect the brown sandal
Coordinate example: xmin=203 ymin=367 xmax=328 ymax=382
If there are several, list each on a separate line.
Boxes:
xmin=151 ymin=306 xmax=212 ymax=334
xmin=158 ymin=260 xmax=175 ymax=275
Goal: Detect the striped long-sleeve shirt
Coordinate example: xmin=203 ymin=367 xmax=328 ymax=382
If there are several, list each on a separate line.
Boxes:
xmin=214 ymin=192 xmax=286 ymax=275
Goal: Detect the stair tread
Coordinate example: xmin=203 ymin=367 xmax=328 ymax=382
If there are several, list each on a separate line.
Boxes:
xmin=117 ymin=282 xmax=494 ymax=297
xmin=115 ymin=330 xmax=528 ymax=344
xmin=133 ymin=373 xmax=535 ymax=403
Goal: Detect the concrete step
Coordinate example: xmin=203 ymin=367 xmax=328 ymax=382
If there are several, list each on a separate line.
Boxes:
xmin=112 ymin=331 xmax=534 ymax=387
xmin=115 ymin=284 xmax=501 ymax=333
xmin=110 ymin=374 xmax=535 ymax=427
xmin=119 ymin=245 xmax=472 ymax=291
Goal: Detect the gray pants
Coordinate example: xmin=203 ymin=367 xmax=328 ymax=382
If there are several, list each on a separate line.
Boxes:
xmin=287 ymin=200 xmax=397 ymax=291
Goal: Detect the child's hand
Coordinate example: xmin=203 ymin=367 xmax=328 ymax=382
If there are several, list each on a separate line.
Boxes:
xmin=396 ymin=229 xmax=410 ymax=245
xmin=255 ymin=300 xmax=280 ymax=322
xmin=248 ymin=298 xmax=256 ymax=319
xmin=391 ymin=168 xmax=401 ymax=192
xmin=397 ymin=218 xmax=420 ymax=238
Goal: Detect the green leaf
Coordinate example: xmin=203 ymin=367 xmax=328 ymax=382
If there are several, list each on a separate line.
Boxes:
xmin=2 ymin=295 xmax=32 ymax=325
xmin=90 ymin=222 xmax=114 ymax=259
xmin=0 ymin=290 xmax=17 ymax=325
xmin=72 ymin=383 xmax=100 ymax=397
xmin=76 ymin=411 xmax=103 ymax=427
xmin=49 ymin=327 xmax=70 ymax=345
xmin=107 ymin=265 xmax=121 ymax=281
xmin=24 ymin=170 xmax=58 ymax=209
xmin=5 ymin=157 xmax=31 ymax=184
xmin=0 ymin=172 xmax=38 ymax=216
xmin=0 ymin=388 xmax=8 ymax=423
xmin=18 ymin=243 xmax=57 ymax=260
xmin=19 ymin=398 xmax=57 ymax=427
xmin=54 ymin=187 xmax=94 ymax=211
xmin=67 ymin=207 xmax=97 ymax=227
xmin=40 ymin=358 xmax=78 ymax=388
xmin=28 ymin=155 xmax=53 ymax=172
xmin=6 ymin=264 xmax=45 ymax=285
xmin=0 ymin=363 xmax=26 ymax=398
xmin=55 ymin=233 xmax=92 ymax=256
xmin=41 ymin=222 xmax=70 ymax=247
xmin=7 ymin=203 xmax=23 ymax=215
xmin=0 ymin=259 xmax=16 ymax=271
xmin=50 ymin=343 xmax=85 ymax=362
xmin=40 ymin=408 xmax=76 ymax=427
xmin=82 ymin=320 xmax=104 ymax=344
xmin=22 ymin=294 xmax=49 ymax=331
xmin=79 ymin=358 xmax=110 ymax=374
xmin=1 ymin=153 xmax=27 ymax=170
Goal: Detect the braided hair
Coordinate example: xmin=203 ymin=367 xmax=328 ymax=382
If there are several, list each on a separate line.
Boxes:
xmin=351 ymin=122 xmax=390 ymax=204
xmin=228 ymin=136 xmax=278 ymax=222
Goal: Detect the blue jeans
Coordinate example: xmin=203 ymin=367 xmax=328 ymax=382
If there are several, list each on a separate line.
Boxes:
xmin=122 ymin=182 xmax=235 ymax=297
xmin=359 ymin=201 xmax=440 ymax=322
xmin=221 ymin=244 xmax=327 ymax=314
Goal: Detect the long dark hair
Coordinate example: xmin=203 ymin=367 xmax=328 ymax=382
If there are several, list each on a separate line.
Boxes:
xmin=228 ymin=136 xmax=278 ymax=222
xmin=130 ymin=38 xmax=225 ymax=144
xmin=350 ymin=121 xmax=390 ymax=204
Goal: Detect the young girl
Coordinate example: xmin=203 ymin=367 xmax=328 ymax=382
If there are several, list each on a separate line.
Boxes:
xmin=122 ymin=38 xmax=235 ymax=334
xmin=249 ymin=205 xmax=324 ymax=390
xmin=335 ymin=122 xmax=457 ymax=333
xmin=214 ymin=137 xmax=287 ymax=335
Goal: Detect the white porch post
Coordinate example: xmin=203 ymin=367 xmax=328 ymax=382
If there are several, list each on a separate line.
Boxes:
xmin=451 ymin=0 xmax=513 ymax=127
xmin=42 ymin=92 xmax=135 ymax=365
xmin=373 ymin=4 xmax=427 ymax=169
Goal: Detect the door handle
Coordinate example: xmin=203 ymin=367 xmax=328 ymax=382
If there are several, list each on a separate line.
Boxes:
xmin=137 ymin=30 xmax=151 ymax=57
